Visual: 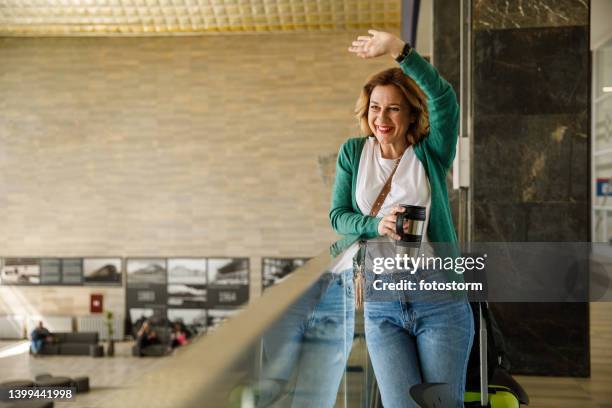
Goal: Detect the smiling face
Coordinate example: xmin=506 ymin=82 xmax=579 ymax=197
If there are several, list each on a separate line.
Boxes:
xmin=355 ymin=68 xmax=429 ymax=150
xmin=367 ymin=84 xmax=413 ymax=148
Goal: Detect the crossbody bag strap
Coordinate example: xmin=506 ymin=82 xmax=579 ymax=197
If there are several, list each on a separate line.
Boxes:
xmin=354 ymin=157 xmax=402 ymax=310
xmin=369 ymin=157 xmax=402 ymax=217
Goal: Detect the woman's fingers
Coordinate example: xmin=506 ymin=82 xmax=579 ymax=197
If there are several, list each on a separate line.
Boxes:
xmin=350 ymin=40 xmax=370 ymax=56
xmin=348 ymin=46 xmax=366 ymax=53
xmin=352 ymin=36 xmax=371 ymax=46
xmin=384 ymin=214 xmax=397 ymax=223
xmin=383 ymin=228 xmax=401 ymax=241
xmin=349 ymin=31 xmax=392 ymax=58
xmin=381 ymin=219 xmax=400 ymax=240
xmin=382 ymin=219 xmax=395 ymax=231
xmin=350 ymin=30 xmax=401 ymax=59
xmin=389 ymin=206 xmax=406 ymax=215
xmin=349 ymin=35 xmax=375 ymax=58
xmin=347 ymin=49 xmax=371 ymax=59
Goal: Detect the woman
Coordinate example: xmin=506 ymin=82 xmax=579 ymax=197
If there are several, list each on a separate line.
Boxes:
xmin=329 ymin=30 xmax=474 ymax=408
xmin=169 ymin=323 xmax=189 ymax=349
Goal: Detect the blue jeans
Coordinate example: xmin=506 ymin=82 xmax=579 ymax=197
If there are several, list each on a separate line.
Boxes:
xmin=31 ymin=339 xmax=44 ymax=354
xmin=364 ymin=270 xmax=474 ymax=408
xmin=259 ymin=269 xmax=355 ymax=408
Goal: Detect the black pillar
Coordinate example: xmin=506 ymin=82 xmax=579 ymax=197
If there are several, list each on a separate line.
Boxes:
xmin=471 ymin=0 xmax=590 ymax=376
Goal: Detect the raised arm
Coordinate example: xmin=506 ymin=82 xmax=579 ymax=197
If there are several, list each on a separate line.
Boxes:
xmin=398 ymin=50 xmax=459 ymax=170
xmin=329 ymin=139 xmax=380 ymax=239
xmin=349 ymin=30 xmax=460 ymax=170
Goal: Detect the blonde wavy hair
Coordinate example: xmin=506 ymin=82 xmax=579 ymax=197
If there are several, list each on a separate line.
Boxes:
xmin=355 ymin=68 xmax=429 ymax=145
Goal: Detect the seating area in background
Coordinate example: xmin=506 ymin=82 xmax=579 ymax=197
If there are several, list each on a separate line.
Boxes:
xmin=131 ymin=324 xmax=171 ymax=357
xmin=34 ymin=332 xmax=103 ymax=357
xmin=0 ymin=313 xmax=202 ymax=359
xmin=0 ymin=314 xmax=124 ymax=341
xmin=131 ymin=316 xmax=198 ymax=357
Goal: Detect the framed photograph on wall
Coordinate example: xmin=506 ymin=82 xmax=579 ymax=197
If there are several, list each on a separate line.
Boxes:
xmin=167 ymin=258 xmax=207 ymax=308
xmin=40 ymin=258 xmax=61 ymax=284
xmin=208 ymin=258 xmax=249 ymax=286
xmin=84 ymin=258 xmax=122 ymax=285
xmin=0 ymin=258 xmax=40 ymax=285
xmin=61 ymin=258 xmax=83 ymax=285
xmin=207 ymin=258 xmax=249 ymax=308
xmin=127 ymin=259 xmax=166 ymax=285
xmin=262 ymin=257 xmax=310 ymax=290
xmin=126 ymin=259 xmax=168 ymax=323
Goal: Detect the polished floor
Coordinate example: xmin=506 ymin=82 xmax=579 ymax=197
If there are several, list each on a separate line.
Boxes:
xmin=0 ymin=303 xmax=611 ymax=408
xmin=0 ymin=341 xmax=167 ymax=408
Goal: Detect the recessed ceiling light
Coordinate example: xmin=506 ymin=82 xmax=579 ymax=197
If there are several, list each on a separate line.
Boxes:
xmin=604 ymin=87 xmax=612 ymax=93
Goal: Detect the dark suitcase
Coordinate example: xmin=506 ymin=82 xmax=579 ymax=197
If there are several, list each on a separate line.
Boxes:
xmin=463 ymin=303 xmax=529 ymax=407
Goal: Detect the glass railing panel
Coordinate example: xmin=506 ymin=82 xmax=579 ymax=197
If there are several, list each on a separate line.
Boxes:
xmin=103 ymin=245 xmax=365 ymax=408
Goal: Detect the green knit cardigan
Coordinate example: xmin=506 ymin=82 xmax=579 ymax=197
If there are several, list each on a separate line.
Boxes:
xmin=329 ymin=49 xmax=459 ymax=256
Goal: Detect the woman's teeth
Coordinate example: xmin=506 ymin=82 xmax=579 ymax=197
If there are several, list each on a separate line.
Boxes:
xmin=377 ymin=126 xmax=392 ymax=134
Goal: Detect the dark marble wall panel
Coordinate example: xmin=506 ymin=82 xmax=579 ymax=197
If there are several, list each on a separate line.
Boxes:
xmin=474 ymin=0 xmax=589 ymax=30
xmin=473 ymin=113 xmax=589 ymax=205
xmin=490 ymin=303 xmax=589 ymax=377
xmin=471 ymin=2 xmax=590 ymax=376
xmin=474 ymin=26 xmax=589 ymax=116
xmin=433 ymin=0 xmax=461 ymax=236
xmin=474 ymin=202 xmax=589 ymax=242
xmin=474 ymin=202 xmax=530 ymax=241
xmin=527 ymin=203 xmax=589 ymax=241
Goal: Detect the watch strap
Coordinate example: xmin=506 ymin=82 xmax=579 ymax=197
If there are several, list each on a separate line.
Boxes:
xmin=395 ymin=42 xmax=413 ymax=63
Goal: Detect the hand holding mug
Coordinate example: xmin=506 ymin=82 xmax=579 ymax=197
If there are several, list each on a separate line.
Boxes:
xmin=377 ymin=206 xmax=406 ymax=240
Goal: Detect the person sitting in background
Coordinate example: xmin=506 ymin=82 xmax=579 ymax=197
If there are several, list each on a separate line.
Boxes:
xmin=174 ymin=320 xmax=194 ymax=339
xmin=169 ymin=323 xmax=189 ymax=349
xmin=30 ymin=321 xmax=51 ymax=355
xmin=136 ymin=320 xmax=160 ymax=355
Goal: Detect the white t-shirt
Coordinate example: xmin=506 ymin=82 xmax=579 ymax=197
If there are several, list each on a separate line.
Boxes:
xmin=329 ymin=138 xmax=432 ymax=273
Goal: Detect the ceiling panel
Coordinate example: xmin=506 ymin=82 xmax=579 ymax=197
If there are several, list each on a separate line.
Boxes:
xmin=0 ymin=0 xmax=400 ymax=36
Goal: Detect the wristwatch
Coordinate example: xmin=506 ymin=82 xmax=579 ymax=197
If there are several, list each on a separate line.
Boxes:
xmin=395 ymin=42 xmax=413 ymax=63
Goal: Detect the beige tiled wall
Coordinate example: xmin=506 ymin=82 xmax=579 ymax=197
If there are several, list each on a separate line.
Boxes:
xmin=0 ymin=32 xmax=398 ymax=314
xmin=0 ymin=285 xmax=124 ymax=318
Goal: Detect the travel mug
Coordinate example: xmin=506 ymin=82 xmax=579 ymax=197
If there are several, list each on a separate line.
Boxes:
xmin=395 ymin=204 xmax=426 ymax=257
